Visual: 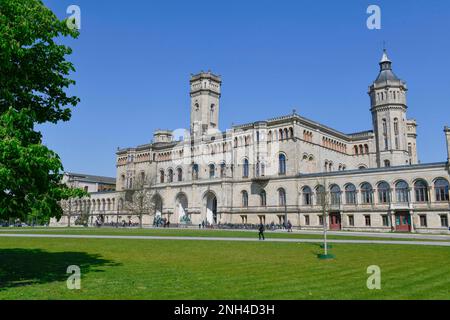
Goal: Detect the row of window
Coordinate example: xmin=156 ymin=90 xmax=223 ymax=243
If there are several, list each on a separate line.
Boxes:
xmin=302 ymin=179 xmax=450 ymax=206
xmin=301 ymin=214 xmax=449 ymax=228
xmin=158 ymin=154 xmax=288 ymax=183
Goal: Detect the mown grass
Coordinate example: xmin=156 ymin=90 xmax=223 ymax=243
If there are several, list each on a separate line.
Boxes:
xmin=0 ymin=236 xmax=449 ymax=300
xmin=0 ymin=227 xmax=448 ymax=242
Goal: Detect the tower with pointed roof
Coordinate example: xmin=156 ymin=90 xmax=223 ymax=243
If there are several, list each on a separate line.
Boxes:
xmin=369 ymin=50 xmax=415 ymax=168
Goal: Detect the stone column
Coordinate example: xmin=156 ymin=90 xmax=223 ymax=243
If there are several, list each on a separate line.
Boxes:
xmin=445 ymin=126 xmax=450 ymax=164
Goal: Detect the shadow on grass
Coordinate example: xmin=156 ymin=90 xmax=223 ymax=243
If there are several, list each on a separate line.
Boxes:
xmin=0 ymin=249 xmax=120 ymax=290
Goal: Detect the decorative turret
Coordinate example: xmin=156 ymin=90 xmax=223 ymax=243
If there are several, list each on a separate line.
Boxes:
xmin=445 ymin=126 xmax=450 ymax=164
xmin=369 ymin=50 xmax=412 ymax=168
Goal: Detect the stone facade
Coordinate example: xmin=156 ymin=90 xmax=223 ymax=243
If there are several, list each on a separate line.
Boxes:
xmin=53 ymin=51 xmax=450 ymax=233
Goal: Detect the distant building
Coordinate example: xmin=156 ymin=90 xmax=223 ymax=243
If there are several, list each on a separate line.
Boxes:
xmin=63 ymin=172 xmax=116 ymax=193
xmin=53 ymin=51 xmax=450 ymax=233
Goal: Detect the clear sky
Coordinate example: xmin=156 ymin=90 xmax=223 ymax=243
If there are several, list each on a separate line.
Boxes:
xmin=40 ymin=0 xmax=450 ymax=177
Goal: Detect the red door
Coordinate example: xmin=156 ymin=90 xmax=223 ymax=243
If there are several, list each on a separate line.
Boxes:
xmin=329 ymin=213 xmax=341 ymax=230
xmin=395 ymin=212 xmax=411 ymax=232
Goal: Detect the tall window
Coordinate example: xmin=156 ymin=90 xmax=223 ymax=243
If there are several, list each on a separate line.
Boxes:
xmin=279 ymin=154 xmax=287 ymax=175
xmin=361 ymin=183 xmax=373 ymax=204
xmin=330 ymin=185 xmax=341 ymax=206
xmin=382 ymin=119 xmax=388 ymax=150
xmin=316 ymin=185 xmax=325 ymax=206
xmin=192 ymin=164 xmax=199 ymax=180
xmin=414 ymin=180 xmax=428 ymax=202
xmin=435 ymin=179 xmax=449 ymax=202
xmin=378 ymin=182 xmax=390 ymax=204
xmin=303 ymin=186 xmax=312 ymax=206
xmin=209 ymin=164 xmax=215 ymax=178
xmin=278 ymin=189 xmax=286 ymax=207
xmin=242 ymin=191 xmax=248 ymax=208
xmin=394 ymin=118 xmax=399 ymax=150
xmin=243 ymin=159 xmax=249 ymax=178
xmin=220 ymin=163 xmax=226 ymax=178
xmin=345 ymin=184 xmax=356 ymax=205
xmin=260 ymin=190 xmax=267 ymax=207
xmin=177 ymin=168 xmax=183 ymax=182
xmin=395 ymin=180 xmax=409 ymax=203
xmin=168 ymin=169 xmax=174 ymax=183
xmin=160 ymin=170 xmax=165 ymax=183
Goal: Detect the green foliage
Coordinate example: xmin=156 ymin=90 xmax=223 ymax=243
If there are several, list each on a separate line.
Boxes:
xmin=0 ymin=0 xmax=80 ymax=123
xmin=0 ymin=108 xmax=86 ymax=221
xmin=0 ymin=0 xmax=84 ymax=221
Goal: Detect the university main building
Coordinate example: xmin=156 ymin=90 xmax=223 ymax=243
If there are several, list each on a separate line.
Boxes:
xmin=55 ymin=51 xmax=450 ymax=233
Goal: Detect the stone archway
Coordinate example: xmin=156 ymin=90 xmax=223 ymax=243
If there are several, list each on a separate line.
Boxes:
xmin=175 ymin=193 xmax=189 ymax=223
xmin=204 ymin=191 xmax=218 ymax=225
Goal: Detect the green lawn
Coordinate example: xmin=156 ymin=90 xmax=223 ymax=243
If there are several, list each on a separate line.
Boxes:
xmin=0 ymin=235 xmax=449 ymax=299
xmin=0 ymin=227 xmax=448 ymax=242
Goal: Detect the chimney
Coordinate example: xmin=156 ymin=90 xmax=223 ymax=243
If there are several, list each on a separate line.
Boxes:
xmin=445 ymin=126 xmax=450 ymax=163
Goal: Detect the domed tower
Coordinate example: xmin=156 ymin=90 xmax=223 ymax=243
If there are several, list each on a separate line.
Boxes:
xmin=369 ymin=50 xmax=413 ymax=168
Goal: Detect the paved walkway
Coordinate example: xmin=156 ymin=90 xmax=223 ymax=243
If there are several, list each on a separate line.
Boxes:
xmin=1 ymin=233 xmax=449 ymax=247
xmin=2 ymin=227 xmax=450 ymax=241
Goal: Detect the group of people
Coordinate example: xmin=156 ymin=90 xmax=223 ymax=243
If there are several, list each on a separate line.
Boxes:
xmin=258 ymin=220 xmax=293 ymax=240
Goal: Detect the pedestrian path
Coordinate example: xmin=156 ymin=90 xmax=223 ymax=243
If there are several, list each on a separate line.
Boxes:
xmin=1 ymin=233 xmax=449 ymax=247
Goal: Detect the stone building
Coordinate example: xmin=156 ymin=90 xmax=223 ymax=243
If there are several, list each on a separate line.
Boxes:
xmin=53 ymin=51 xmax=450 ymax=233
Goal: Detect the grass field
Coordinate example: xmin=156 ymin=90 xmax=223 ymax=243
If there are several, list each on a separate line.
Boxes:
xmin=0 ymin=229 xmax=449 ymax=300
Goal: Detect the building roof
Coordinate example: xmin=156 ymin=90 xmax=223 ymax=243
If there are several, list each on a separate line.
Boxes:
xmin=375 ymin=50 xmax=401 ymax=84
xmin=65 ymin=172 xmax=116 ymax=185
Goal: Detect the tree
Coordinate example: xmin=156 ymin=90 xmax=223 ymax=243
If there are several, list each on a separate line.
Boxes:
xmin=122 ymin=174 xmax=157 ymax=228
xmin=0 ymin=0 xmax=83 ymax=222
xmin=316 ymin=179 xmax=332 ymax=257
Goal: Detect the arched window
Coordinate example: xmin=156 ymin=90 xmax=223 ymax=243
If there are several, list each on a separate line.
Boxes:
xmin=395 ymin=180 xmax=409 ymax=203
xmin=378 ymin=182 xmax=390 ymax=204
xmin=209 ymin=164 xmax=215 ymax=178
xmin=316 ymin=185 xmax=325 ymax=206
xmin=192 ymin=164 xmax=199 ymax=180
xmin=168 ymin=169 xmax=174 ymax=183
xmin=361 ymin=183 xmax=373 ymax=204
xmin=220 ymin=163 xmax=226 ymax=178
xmin=160 ymin=170 xmax=165 ymax=183
xmin=177 ymin=168 xmax=183 ymax=182
xmin=303 ymin=186 xmax=312 ymax=206
xmin=330 ymin=185 xmax=341 ymax=206
xmin=242 ymin=191 xmax=248 ymax=208
xmin=435 ymin=178 xmax=449 ymax=202
xmin=289 ymin=127 xmax=294 ymax=139
xmin=354 ymin=146 xmax=359 ymax=155
xmin=279 ymin=154 xmax=286 ymax=175
xmin=414 ymin=180 xmax=428 ymax=202
xmin=278 ymin=188 xmax=286 ymax=207
xmin=243 ymin=159 xmax=249 ymax=178
xmin=384 ymin=160 xmax=391 ymax=167
xmin=260 ymin=190 xmax=267 ymax=206
xmin=345 ymin=184 xmax=356 ymax=205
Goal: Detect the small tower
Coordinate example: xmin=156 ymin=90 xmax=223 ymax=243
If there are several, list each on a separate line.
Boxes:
xmin=190 ymin=71 xmax=222 ymax=137
xmin=445 ymin=126 xmax=450 ymax=163
xmin=369 ymin=50 xmax=412 ymax=167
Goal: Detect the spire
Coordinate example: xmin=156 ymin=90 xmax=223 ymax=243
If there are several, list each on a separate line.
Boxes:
xmin=379 ymin=49 xmax=392 ymax=71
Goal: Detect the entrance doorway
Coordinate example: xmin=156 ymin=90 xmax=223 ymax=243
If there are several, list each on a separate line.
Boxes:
xmin=329 ymin=212 xmax=342 ymax=230
xmin=205 ymin=192 xmax=218 ymax=224
xmin=395 ymin=212 xmax=411 ymax=232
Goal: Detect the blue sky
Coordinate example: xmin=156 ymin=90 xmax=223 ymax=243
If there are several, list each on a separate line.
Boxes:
xmin=40 ymin=0 xmax=450 ymax=177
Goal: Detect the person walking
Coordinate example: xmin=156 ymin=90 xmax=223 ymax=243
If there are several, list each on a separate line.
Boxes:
xmin=287 ymin=220 xmax=293 ymax=232
xmin=258 ymin=223 xmax=265 ymax=241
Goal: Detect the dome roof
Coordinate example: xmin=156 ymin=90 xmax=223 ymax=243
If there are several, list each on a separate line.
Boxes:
xmin=374 ymin=50 xmax=401 ymax=84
